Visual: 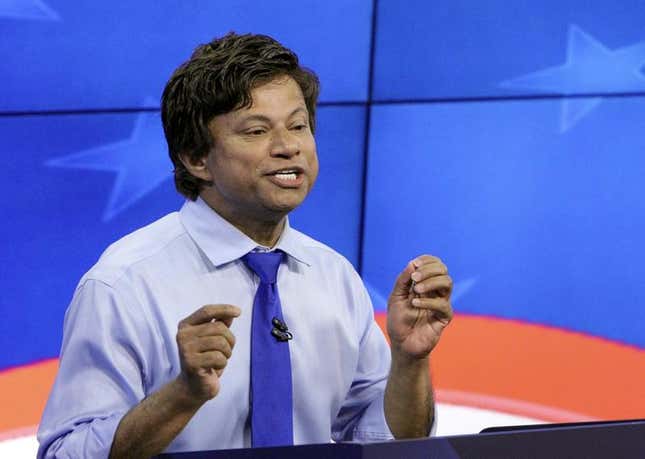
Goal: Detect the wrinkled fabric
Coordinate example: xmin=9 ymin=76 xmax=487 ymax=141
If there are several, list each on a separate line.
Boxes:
xmin=38 ymin=198 xmax=398 ymax=458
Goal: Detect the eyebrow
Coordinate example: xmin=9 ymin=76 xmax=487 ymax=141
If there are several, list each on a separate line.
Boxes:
xmin=238 ymin=106 xmax=308 ymax=125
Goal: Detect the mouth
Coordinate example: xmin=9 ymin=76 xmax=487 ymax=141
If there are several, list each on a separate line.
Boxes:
xmin=265 ymin=167 xmax=305 ymax=188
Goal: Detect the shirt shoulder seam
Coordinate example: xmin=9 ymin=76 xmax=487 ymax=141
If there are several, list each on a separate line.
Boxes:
xmin=82 ymin=228 xmax=189 ymax=288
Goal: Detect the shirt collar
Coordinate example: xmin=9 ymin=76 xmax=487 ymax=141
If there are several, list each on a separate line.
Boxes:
xmin=179 ymin=197 xmax=312 ymax=268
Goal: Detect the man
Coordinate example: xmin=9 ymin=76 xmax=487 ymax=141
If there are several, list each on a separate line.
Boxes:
xmin=37 ymin=33 xmax=453 ymax=458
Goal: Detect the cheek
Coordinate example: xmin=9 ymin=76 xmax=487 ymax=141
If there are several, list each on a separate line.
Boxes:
xmin=211 ymin=156 xmax=256 ymax=192
xmin=310 ymin=156 xmax=320 ymax=184
xmin=306 ymin=140 xmax=320 ymax=179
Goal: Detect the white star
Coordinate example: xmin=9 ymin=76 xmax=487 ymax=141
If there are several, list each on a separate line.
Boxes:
xmin=47 ymin=106 xmax=172 ymax=221
xmin=500 ymin=25 xmax=645 ymax=131
xmin=0 ymin=0 xmax=60 ymax=21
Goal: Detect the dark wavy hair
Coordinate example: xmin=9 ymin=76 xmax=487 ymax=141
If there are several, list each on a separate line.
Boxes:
xmin=161 ymin=32 xmax=320 ymax=200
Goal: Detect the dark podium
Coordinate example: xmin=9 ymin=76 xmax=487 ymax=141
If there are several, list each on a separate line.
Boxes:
xmin=160 ymin=419 xmax=645 ymax=459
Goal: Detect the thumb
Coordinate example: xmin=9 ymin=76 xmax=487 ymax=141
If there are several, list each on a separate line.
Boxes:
xmin=390 ymin=260 xmax=416 ymax=300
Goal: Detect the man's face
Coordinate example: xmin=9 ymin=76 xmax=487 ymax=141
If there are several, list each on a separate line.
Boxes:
xmin=201 ymin=76 xmax=319 ymax=223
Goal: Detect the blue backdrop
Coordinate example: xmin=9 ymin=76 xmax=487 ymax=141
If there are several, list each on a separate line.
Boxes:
xmin=1 ymin=0 xmax=643 ymax=383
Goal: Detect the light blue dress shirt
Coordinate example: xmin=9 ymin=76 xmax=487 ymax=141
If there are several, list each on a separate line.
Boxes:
xmin=37 ymin=198 xmax=395 ymax=458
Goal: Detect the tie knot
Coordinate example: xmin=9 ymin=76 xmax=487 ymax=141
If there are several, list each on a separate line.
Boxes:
xmin=242 ymin=251 xmax=284 ymax=284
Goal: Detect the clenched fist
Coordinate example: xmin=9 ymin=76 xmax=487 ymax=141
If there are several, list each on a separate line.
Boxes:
xmin=176 ymin=304 xmax=241 ymax=401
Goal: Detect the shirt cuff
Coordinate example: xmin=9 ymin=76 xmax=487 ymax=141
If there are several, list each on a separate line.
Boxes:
xmin=38 ymin=411 xmax=126 ymax=459
xmin=353 ymin=400 xmax=438 ymax=442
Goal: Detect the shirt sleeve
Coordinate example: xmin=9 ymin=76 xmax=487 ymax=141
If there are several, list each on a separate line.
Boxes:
xmin=331 ymin=270 xmax=437 ymax=442
xmin=37 ymin=278 xmax=154 ymax=459
xmin=328 ymin=266 xmax=391 ymax=442
xmin=331 ymin=317 xmax=394 ymax=442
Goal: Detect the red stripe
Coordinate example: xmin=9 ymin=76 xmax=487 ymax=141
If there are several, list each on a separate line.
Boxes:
xmin=375 ymin=312 xmax=645 ymax=420
xmin=1 ymin=313 xmax=643 ymax=434
xmin=0 ymin=359 xmax=58 ymax=432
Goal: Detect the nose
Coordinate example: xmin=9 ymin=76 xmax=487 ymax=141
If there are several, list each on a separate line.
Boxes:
xmin=269 ymin=127 xmax=299 ymax=158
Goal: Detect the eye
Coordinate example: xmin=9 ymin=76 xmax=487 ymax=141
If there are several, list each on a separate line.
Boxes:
xmin=291 ymin=123 xmax=308 ymax=131
xmin=246 ymin=128 xmax=267 ymax=136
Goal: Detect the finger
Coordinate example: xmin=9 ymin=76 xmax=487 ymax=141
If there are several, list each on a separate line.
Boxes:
xmin=177 ymin=322 xmax=237 ymax=352
xmin=179 ymin=304 xmax=241 ymax=328
xmin=390 ymin=261 xmax=416 ymax=298
xmin=196 ymin=335 xmax=233 ymax=358
xmin=411 ymin=262 xmax=448 ymax=283
xmin=197 ymin=351 xmax=228 ymax=370
xmin=218 ymin=315 xmax=236 ymax=328
xmin=411 ymin=255 xmax=444 ymax=269
xmin=410 ymin=297 xmax=454 ymax=321
xmin=186 ymin=321 xmax=237 ymax=348
xmin=413 ymin=275 xmax=452 ymax=296
xmin=187 ymin=351 xmax=228 ymax=371
xmin=182 ymin=348 xmax=229 ymax=374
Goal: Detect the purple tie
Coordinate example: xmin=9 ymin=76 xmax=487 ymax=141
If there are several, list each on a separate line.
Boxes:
xmin=242 ymin=251 xmax=294 ymax=447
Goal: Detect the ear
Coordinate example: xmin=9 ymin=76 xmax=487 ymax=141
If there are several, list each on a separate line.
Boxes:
xmin=179 ymin=152 xmax=212 ymax=182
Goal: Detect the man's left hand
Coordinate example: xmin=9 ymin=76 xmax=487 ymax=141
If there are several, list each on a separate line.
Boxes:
xmin=387 ymin=255 xmax=453 ymax=359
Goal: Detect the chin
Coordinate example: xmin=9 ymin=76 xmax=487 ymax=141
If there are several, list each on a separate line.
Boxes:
xmin=272 ymin=200 xmax=302 ymax=214
xmin=267 ymin=191 xmax=309 ymax=213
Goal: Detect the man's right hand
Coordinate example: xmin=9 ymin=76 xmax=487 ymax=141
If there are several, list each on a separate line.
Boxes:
xmin=175 ymin=305 xmax=241 ymax=403
xmin=110 ymin=304 xmax=241 ymax=458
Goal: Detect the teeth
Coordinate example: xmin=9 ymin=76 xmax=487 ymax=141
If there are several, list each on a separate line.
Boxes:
xmin=275 ymin=172 xmax=297 ymax=180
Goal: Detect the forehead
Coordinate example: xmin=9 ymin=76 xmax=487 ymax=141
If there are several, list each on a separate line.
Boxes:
xmin=209 ymin=76 xmax=307 ymax=133
xmin=243 ymin=76 xmax=306 ymax=116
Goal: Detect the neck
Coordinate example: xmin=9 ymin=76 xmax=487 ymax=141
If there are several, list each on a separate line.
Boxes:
xmin=199 ymin=195 xmax=286 ymax=247
xmin=238 ymin=218 xmax=285 ymax=248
